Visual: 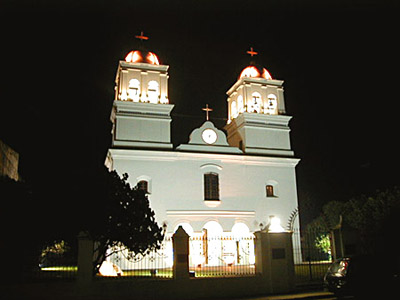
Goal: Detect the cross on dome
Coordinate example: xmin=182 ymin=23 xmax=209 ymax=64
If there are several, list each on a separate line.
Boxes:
xmin=238 ymin=47 xmax=272 ymax=80
xmin=202 ymin=104 xmax=213 ymax=121
xmin=125 ymin=31 xmax=160 ymax=65
xmin=135 ymin=31 xmax=149 ymax=41
xmin=246 ymin=47 xmax=258 ymax=57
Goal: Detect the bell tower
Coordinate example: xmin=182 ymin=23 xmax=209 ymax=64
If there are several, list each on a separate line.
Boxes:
xmin=110 ymin=33 xmax=174 ymax=150
xmin=224 ymin=48 xmax=294 ymax=156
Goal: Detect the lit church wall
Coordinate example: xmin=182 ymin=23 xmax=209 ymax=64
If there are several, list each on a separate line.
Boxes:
xmin=106 ymin=42 xmax=302 ymax=267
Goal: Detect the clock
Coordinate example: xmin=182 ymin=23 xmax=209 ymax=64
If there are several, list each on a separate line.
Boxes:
xmin=202 ymin=129 xmax=217 ymax=144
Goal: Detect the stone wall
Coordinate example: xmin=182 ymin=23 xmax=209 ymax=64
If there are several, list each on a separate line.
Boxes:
xmin=0 ymin=140 xmax=19 ymax=181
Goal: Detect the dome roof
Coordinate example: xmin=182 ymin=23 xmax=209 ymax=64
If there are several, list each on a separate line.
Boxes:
xmin=239 ymin=65 xmax=272 ymax=80
xmin=125 ymin=50 xmax=160 ymax=65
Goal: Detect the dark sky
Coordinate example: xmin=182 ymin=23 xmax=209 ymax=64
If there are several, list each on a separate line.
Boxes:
xmin=1 ymin=0 xmax=399 ymax=222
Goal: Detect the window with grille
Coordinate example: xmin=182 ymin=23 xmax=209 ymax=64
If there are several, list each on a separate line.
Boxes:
xmin=204 ymin=173 xmax=219 ymax=200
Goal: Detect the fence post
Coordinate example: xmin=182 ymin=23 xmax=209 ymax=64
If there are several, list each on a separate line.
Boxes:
xmin=172 ymin=226 xmax=189 ymax=280
xmin=254 ymin=230 xmax=295 ymax=294
xmin=77 ymin=231 xmax=94 ymax=284
xmin=254 ymin=231 xmax=270 ymax=277
xmin=330 ymin=228 xmax=345 ymax=260
xmin=267 ymin=231 xmax=295 ymax=293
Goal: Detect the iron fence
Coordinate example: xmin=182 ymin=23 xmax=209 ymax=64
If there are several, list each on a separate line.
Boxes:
xmin=189 ymin=235 xmax=256 ymax=277
xmin=105 ymin=236 xmax=173 ymax=278
xmin=293 ymin=228 xmax=332 ymax=285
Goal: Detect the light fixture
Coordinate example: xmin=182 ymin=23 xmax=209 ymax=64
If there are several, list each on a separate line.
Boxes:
xmin=267 ymin=215 xmax=285 ymax=233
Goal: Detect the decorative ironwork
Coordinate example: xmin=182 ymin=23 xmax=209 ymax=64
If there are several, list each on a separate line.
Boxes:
xmin=106 ymin=236 xmax=173 ymax=278
xmin=189 ymin=234 xmax=255 ymax=277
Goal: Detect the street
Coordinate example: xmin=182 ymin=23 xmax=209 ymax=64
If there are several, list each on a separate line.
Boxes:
xmin=228 ymin=291 xmax=355 ymax=300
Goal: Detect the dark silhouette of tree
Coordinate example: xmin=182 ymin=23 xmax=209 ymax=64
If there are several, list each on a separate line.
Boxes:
xmin=307 ymin=187 xmax=400 ymax=256
xmin=88 ymin=167 xmax=164 ymax=274
xmin=0 ymin=176 xmax=39 ymax=281
xmin=344 ymin=187 xmax=400 ymax=255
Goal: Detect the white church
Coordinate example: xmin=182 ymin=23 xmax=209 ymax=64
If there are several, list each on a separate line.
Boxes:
xmin=105 ymin=38 xmax=300 ymax=269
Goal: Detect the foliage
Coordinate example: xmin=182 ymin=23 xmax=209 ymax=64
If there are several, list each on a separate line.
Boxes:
xmin=39 ymin=240 xmax=76 ymax=268
xmin=307 ymin=187 xmax=400 ymax=255
xmin=344 ymin=187 xmax=400 ymax=253
xmin=306 ymin=201 xmax=345 ymax=233
xmin=89 ymin=167 xmax=164 ymax=274
xmin=315 ymin=233 xmax=331 ymax=257
xmin=0 ymin=175 xmax=43 ymax=281
xmin=41 ymin=240 xmax=70 ymax=257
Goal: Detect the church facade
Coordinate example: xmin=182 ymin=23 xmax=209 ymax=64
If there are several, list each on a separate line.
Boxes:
xmin=105 ymin=44 xmax=300 ymax=251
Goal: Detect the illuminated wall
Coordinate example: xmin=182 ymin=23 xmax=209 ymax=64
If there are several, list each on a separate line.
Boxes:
xmin=107 ymin=148 xmax=300 ymax=236
xmin=225 ymin=76 xmax=292 ymax=156
xmin=226 ymin=77 xmax=285 ymax=121
xmin=115 ymin=61 xmax=169 ymax=104
xmin=110 ymin=59 xmax=174 ymax=150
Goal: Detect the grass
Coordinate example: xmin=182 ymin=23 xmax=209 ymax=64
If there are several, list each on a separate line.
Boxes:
xmin=294 ymin=262 xmax=331 ymax=283
xmin=119 ymin=269 xmax=173 ymax=277
xmin=38 ymin=263 xmax=331 ymax=283
xmin=41 ymin=266 xmax=77 ymax=272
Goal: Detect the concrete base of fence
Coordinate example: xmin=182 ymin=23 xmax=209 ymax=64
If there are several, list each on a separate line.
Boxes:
xmin=85 ymin=277 xmax=270 ymax=300
xmin=68 ymin=228 xmax=295 ymax=299
xmin=6 ymin=233 xmax=296 ymax=300
xmin=3 ymin=277 xmax=272 ymax=300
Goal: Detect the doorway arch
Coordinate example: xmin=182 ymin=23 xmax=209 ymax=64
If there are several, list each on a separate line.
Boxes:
xmin=202 ymin=221 xmax=223 ymax=266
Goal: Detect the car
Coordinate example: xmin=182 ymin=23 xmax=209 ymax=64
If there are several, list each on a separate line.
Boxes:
xmin=324 ymin=255 xmax=399 ymax=298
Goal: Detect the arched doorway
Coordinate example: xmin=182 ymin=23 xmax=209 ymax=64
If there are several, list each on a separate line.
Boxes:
xmin=231 ymin=222 xmax=254 ymax=265
xmin=173 ymin=222 xmax=194 ymax=236
xmin=203 ymin=221 xmax=223 ymax=266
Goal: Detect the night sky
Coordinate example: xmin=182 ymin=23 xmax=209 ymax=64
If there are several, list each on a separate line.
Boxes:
xmin=1 ymin=0 xmax=399 ymax=223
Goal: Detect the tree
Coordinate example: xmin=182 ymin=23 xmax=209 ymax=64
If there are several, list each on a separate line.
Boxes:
xmin=88 ymin=167 xmax=164 ymax=274
xmin=307 ymin=187 xmax=400 ymax=256
xmin=305 ymin=201 xmax=345 ymax=234
xmin=0 ymin=176 xmax=41 ymax=281
xmin=344 ymin=187 xmax=400 ymax=254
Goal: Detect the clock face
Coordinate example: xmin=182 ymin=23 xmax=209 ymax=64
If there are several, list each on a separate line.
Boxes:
xmin=202 ymin=129 xmax=217 ymax=144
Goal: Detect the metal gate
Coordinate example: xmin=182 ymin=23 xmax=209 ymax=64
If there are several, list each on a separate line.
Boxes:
xmin=293 ymin=228 xmax=332 ymax=285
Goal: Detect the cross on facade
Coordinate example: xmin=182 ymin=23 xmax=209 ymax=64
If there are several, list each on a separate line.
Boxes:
xmin=246 ymin=47 xmax=258 ymax=57
xmin=135 ymin=31 xmax=149 ymax=41
xmin=202 ymin=104 xmax=213 ymax=121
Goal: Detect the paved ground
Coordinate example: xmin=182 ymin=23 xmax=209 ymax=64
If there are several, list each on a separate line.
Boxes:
xmin=227 ymin=290 xmax=344 ymax=300
xmin=254 ymin=291 xmax=335 ymax=299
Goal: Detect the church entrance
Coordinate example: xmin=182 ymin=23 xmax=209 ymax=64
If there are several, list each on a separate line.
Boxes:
xmin=203 ymin=221 xmax=223 ymax=266
xmin=188 ymin=221 xmax=256 ymax=276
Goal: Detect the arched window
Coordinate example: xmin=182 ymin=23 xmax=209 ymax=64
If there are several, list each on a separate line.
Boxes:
xmin=265 ymin=94 xmax=277 ymax=115
xmin=248 ymin=92 xmax=261 ymax=113
xmin=137 ymin=180 xmax=149 ymax=194
xmin=231 ymin=101 xmax=238 ymax=119
xmin=204 ymin=172 xmax=219 ymax=200
xmin=237 ymin=95 xmax=244 ymax=113
xmin=128 ymin=79 xmax=140 ymax=102
xmin=266 ymin=180 xmax=278 ymax=197
xmin=147 ymin=80 xmax=159 ymax=103
xmin=266 ymin=185 xmax=275 ymax=197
